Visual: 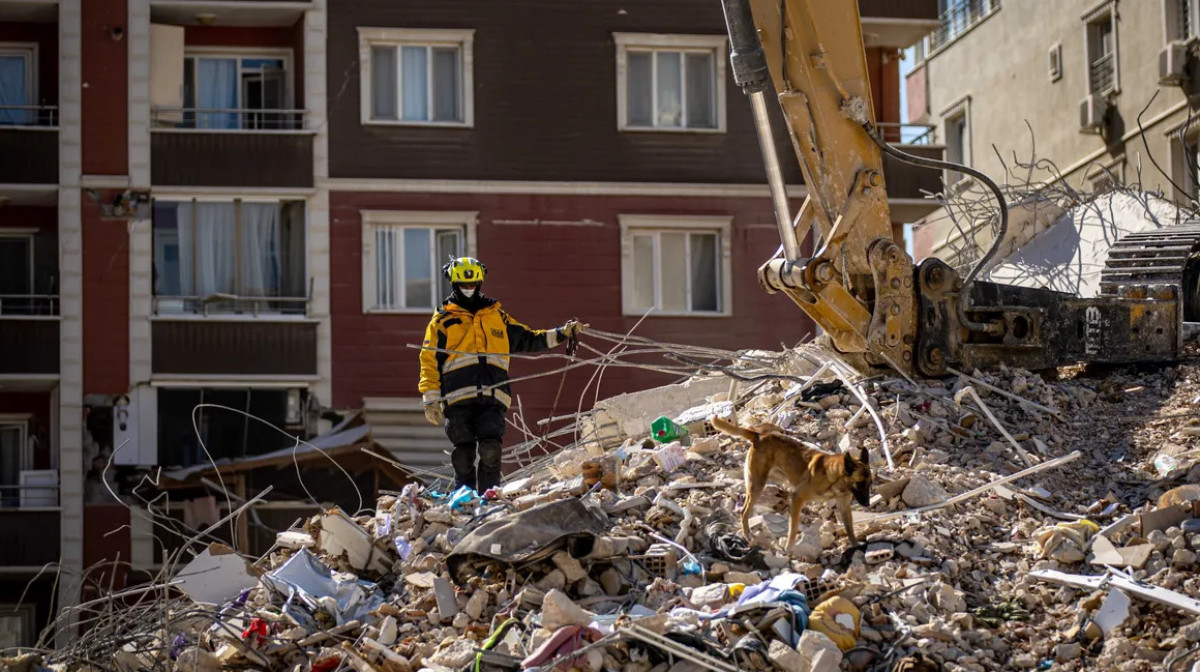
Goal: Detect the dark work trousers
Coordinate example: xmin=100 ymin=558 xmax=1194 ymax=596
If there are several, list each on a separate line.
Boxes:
xmin=443 ymin=397 xmax=507 ymax=492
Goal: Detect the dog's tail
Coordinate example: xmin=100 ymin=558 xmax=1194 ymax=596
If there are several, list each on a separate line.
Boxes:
xmin=710 ymin=415 xmax=759 ymax=444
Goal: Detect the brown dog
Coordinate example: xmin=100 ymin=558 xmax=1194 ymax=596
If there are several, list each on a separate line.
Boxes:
xmin=711 ymin=416 xmax=872 ymax=550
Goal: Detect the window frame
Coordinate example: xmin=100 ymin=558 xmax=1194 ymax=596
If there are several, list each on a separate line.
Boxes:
xmin=0 ymin=414 xmax=32 ymax=508
xmin=0 ymin=43 xmax=38 ymax=125
xmin=357 ymin=27 xmax=476 ymax=128
xmin=150 ymin=196 xmax=309 ymax=317
xmin=360 ymin=210 xmax=478 ymax=315
xmin=614 ymin=33 xmax=728 ymax=134
xmin=940 ymin=95 xmax=972 ymax=186
xmin=1163 ymin=0 xmax=1200 ymax=43
xmin=1083 ymin=2 xmax=1120 ymax=96
xmin=0 ymin=231 xmax=35 ymax=302
xmin=0 ymin=602 xmax=36 ymax=648
xmin=619 ymin=214 xmax=733 ymax=318
xmin=183 ymin=47 xmax=295 ymax=112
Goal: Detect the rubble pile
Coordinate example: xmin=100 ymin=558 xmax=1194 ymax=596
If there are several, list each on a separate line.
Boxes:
xmin=9 ymin=345 xmax=1200 ymax=672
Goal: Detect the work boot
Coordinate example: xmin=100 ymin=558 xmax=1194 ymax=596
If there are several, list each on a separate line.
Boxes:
xmin=476 ymin=440 xmax=503 ymax=493
xmin=450 ymin=443 xmax=477 ymax=492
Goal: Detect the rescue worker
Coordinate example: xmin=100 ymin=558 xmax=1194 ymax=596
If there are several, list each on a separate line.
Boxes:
xmin=419 ymin=257 xmax=588 ymax=493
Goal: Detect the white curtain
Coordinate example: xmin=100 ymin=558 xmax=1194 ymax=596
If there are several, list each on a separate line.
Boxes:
xmin=401 ymin=46 xmax=428 ymax=121
xmin=197 ymin=58 xmax=238 ymax=129
xmin=0 ymin=54 xmax=29 ymax=125
xmin=241 ymin=202 xmax=280 ymax=297
xmin=178 ymin=202 xmax=236 ymax=297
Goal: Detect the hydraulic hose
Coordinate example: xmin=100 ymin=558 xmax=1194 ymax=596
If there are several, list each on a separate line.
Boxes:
xmin=864 ymin=123 xmax=1007 ymax=336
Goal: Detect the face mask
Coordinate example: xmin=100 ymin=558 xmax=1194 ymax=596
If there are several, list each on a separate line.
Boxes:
xmin=459 ymin=287 xmax=476 ymax=298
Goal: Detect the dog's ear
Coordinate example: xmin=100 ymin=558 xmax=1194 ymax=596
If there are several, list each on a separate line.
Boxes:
xmin=857 ymin=445 xmax=869 ymax=464
xmin=843 ymin=451 xmax=855 ymax=472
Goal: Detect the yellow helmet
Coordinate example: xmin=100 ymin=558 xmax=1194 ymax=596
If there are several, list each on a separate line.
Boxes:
xmin=444 ymin=256 xmax=486 ymax=284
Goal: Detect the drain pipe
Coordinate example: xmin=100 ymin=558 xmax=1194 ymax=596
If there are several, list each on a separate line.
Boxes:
xmin=720 ymin=0 xmax=798 ymax=261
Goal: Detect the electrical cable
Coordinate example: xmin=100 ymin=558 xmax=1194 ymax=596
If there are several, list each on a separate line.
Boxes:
xmin=864 ymin=122 xmax=1008 ymax=336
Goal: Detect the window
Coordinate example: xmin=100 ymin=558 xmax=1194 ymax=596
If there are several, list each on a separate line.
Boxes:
xmin=361 ymin=211 xmax=477 ymax=313
xmin=931 ymin=0 xmax=1000 ymax=51
xmin=615 ymin=33 xmax=727 ymax=132
xmin=358 ymin=28 xmax=475 ymax=126
xmin=157 ymin=388 xmax=301 ymax=466
xmin=0 ymin=604 xmax=35 ymax=649
xmin=151 ymin=199 xmax=307 ymax=315
xmin=0 ymin=44 xmax=35 ymax=125
xmin=1165 ymin=0 xmax=1200 ymax=42
xmin=941 ymin=97 xmax=970 ymax=185
xmin=1048 ymin=43 xmax=1062 ymax=82
xmin=619 ymin=215 xmax=732 ymax=317
xmin=180 ymin=52 xmax=294 ymax=130
xmin=1085 ymin=6 xmax=1119 ymax=95
xmin=0 ymin=234 xmax=32 ymax=315
xmin=0 ymin=418 xmax=29 ymax=509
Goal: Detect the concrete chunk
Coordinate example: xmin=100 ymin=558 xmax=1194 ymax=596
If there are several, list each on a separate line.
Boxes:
xmin=541 ymin=589 xmax=596 ymax=630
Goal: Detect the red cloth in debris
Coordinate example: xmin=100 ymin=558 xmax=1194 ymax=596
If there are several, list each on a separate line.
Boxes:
xmin=521 ymin=625 xmax=604 ymax=670
xmin=241 ymin=617 xmax=269 ymax=646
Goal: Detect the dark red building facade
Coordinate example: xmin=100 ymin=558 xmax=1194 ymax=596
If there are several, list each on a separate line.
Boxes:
xmin=0 ymin=0 xmax=941 ymax=646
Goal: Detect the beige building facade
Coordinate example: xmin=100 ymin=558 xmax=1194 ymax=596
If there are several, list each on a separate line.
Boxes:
xmin=909 ymin=0 xmax=1200 ymax=263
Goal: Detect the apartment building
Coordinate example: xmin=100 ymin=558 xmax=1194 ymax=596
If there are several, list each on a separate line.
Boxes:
xmin=909 ymin=0 xmax=1200 ymax=262
xmin=325 ymin=0 xmax=945 ymax=473
xmin=0 ymin=0 xmax=939 ymax=646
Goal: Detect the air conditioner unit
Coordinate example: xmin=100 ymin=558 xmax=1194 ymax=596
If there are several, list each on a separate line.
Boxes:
xmin=1079 ymin=94 xmax=1108 ymax=133
xmin=1159 ymin=40 xmax=1190 ymax=85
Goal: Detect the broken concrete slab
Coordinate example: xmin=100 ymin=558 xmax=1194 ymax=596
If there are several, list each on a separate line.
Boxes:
xmin=172 ymin=543 xmax=257 ymax=606
xmin=318 ymin=508 xmax=391 ymax=574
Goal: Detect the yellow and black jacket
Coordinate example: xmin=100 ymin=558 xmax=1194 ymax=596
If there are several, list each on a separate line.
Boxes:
xmin=419 ymin=297 xmax=562 ymax=408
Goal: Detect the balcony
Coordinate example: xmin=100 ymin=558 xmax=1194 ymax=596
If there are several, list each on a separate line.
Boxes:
xmin=0 ymin=106 xmax=59 ymax=185
xmin=151 ymin=108 xmax=313 ymax=187
xmin=0 ymin=309 xmax=60 ymax=377
xmin=152 ymin=316 xmax=318 ymax=377
xmin=880 ymin=124 xmax=944 ymax=221
xmin=0 ymin=508 xmax=59 ymax=566
xmin=150 ymin=1 xmax=313 ymax=28
xmin=859 ymin=0 xmax=940 ymax=48
xmin=928 ymin=0 xmax=1000 ymax=52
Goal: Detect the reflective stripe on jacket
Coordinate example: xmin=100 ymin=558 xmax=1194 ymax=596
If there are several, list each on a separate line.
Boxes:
xmin=418 ymin=299 xmax=561 ymax=407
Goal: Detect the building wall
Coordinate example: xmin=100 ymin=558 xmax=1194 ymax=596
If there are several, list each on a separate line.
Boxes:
xmin=329 ymin=190 xmax=816 ymax=425
xmin=82 ymin=197 xmax=130 ymax=396
xmin=82 ymin=0 xmax=128 ymax=176
xmin=912 ymin=0 xmax=1195 ymax=259
xmin=326 ymin=0 xmax=803 ymax=184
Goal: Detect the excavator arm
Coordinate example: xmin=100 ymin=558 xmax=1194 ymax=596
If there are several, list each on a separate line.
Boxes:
xmin=721 ymin=0 xmax=916 ymax=373
xmin=720 ymin=0 xmax=1200 ymax=377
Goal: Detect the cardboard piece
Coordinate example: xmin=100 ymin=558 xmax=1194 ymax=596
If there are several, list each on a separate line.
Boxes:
xmin=1140 ymin=502 xmax=1194 ymax=535
xmin=1089 ymin=535 xmax=1154 ymax=570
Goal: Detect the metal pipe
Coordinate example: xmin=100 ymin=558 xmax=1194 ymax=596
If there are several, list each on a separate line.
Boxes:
xmin=749 ymin=91 xmax=798 ymax=260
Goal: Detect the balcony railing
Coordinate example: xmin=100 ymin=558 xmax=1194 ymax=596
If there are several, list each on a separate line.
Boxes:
xmin=876 ymin=122 xmax=937 ymax=145
xmin=151 ymin=107 xmax=306 ymax=131
xmin=0 ymin=294 xmax=59 ymax=317
xmin=0 ymin=105 xmax=58 ymax=127
xmin=153 ymin=293 xmax=311 ymax=317
xmin=0 ymin=479 xmax=60 ymax=509
xmin=929 ymin=0 xmax=999 ymax=50
xmin=1090 ymin=52 xmax=1116 ymax=95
